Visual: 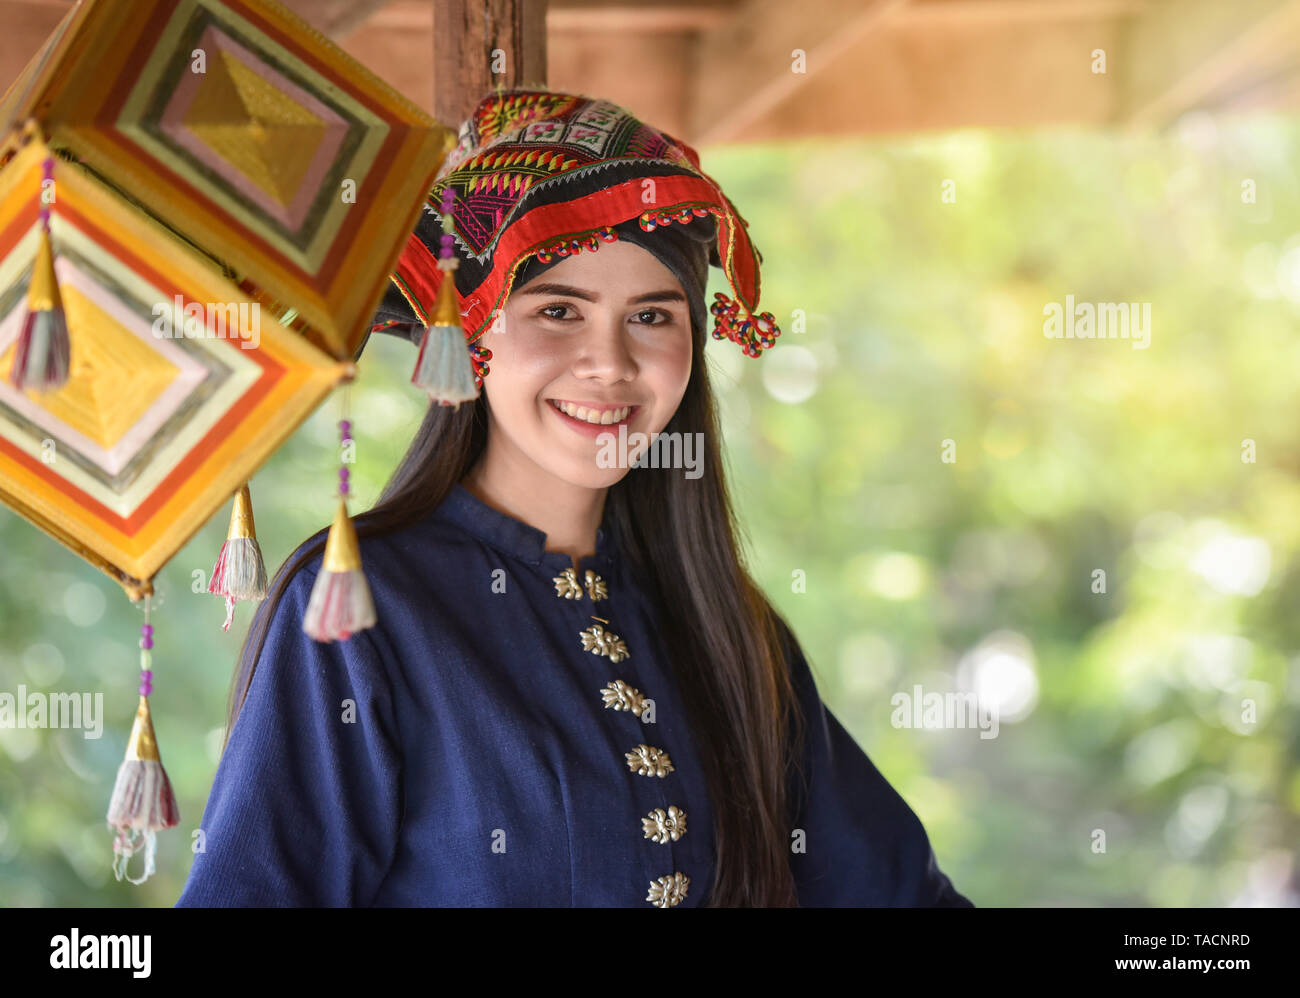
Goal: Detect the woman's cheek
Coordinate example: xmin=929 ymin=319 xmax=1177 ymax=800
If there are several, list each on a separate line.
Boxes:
xmin=501 ymin=318 xmax=564 ymax=373
xmin=646 ymin=332 xmax=693 ymax=391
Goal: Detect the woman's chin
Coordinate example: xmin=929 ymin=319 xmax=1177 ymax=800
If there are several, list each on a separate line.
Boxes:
xmin=545 ymin=454 xmax=632 ymax=490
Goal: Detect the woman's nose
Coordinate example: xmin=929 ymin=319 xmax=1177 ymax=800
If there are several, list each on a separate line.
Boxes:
xmin=575 ymin=314 xmax=638 ymax=378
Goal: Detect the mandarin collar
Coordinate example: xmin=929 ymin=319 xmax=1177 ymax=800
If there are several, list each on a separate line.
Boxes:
xmin=434 ymin=482 xmax=616 ymax=573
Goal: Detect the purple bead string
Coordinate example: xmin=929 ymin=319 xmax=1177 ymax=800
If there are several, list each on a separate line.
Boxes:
xmin=139 ymin=595 xmax=154 ymax=697
xmin=40 ymin=157 xmax=53 ymax=232
xmin=339 ymin=413 xmax=352 ymax=499
xmin=440 ymin=187 xmax=455 ymax=262
xmin=438 ymin=186 xmax=478 ymax=390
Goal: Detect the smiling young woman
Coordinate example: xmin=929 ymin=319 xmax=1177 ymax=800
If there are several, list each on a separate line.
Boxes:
xmin=174 ymin=87 xmax=972 ymax=909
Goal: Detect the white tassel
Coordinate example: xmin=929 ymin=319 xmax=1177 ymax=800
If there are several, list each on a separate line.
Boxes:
xmin=208 ymin=484 xmax=268 ymax=632
xmin=410 ymin=256 xmax=478 ymax=405
xmin=302 ymin=497 xmax=376 ymax=642
xmin=411 ymin=324 xmax=479 ymax=404
xmin=106 ymin=695 xmax=179 ymax=886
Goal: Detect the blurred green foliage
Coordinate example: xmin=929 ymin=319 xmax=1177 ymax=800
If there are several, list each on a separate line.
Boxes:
xmin=2 ymin=114 xmax=1298 ymax=906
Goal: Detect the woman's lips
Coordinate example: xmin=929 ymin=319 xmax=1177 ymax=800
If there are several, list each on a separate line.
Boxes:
xmin=546 ymin=399 xmax=640 ymax=437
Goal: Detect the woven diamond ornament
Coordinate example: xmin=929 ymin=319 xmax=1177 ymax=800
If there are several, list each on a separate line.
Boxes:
xmin=0 ymin=129 xmax=349 ymax=592
xmin=0 ymin=0 xmax=456 ymax=886
xmin=0 ymin=0 xmax=452 ymax=361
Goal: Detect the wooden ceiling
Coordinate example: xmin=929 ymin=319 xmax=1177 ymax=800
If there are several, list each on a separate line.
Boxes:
xmin=4 ymin=0 xmax=1300 ymax=145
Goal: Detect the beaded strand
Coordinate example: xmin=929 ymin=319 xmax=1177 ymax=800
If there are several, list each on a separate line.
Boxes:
xmin=338 ymin=386 xmax=352 ymax=499
xmin=139 ymin=596 xmax=153 ymax=698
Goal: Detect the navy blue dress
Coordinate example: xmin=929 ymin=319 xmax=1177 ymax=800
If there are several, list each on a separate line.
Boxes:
xmin=174 ymin=483 xmax=972 ymax=907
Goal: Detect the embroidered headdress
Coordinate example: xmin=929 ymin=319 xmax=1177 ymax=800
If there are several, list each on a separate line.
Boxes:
xmin=364 ymin=85 xmax=782 ymax=403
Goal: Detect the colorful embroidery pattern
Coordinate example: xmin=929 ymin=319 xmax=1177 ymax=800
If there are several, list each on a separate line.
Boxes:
xmin=385 ymin=87 xmax=780 ymax=365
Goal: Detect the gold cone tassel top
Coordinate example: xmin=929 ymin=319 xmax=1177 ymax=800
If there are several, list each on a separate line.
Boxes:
xmin=227 ymin=482 xmax=257 ymax=540
xmin=28 ymin=227 xmax=64 ymax=312
xmin=431 ymin=257 xmax=463 ymax=329
xmin=322 ymin=497 xmax=362 ymax=573
xmin=125 ymin=695 xmax=161 ymax=763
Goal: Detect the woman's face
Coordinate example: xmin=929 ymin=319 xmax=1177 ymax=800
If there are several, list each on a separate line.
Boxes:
xmin=477 ymin=239 xmax=694 ymax=489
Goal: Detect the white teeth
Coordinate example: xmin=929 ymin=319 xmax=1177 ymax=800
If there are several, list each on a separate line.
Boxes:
xmin=551 ymin=400 xmax=632 ymax=425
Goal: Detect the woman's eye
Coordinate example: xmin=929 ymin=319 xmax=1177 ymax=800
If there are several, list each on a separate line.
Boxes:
xmin=537 ymin=305 xmax=670 ymax=324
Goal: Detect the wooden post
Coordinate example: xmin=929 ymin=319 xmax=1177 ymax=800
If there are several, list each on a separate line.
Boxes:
xmin=433 ymin=0 xmax=548 ymax=127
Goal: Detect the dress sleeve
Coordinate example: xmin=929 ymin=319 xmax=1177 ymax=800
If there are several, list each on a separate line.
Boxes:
xmin=779 ymin=614 xmax=973 ymax=907
xmin=174 ymin=566 xmax=402 ymax=907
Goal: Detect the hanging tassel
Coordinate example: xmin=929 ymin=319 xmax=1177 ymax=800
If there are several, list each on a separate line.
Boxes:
xmin=207 ymin=482 xmax=268 ymax=631
xmin=303 ymin=497 xmax=376 ymax=642
xmin=106 ymin=602 xmax=180 ymax=885
xmin=410 ymin=185 xmax=478 ymax=406
xmin=10 ymin=179 xmax=71 ymax=393
xmin=302 ymin=410 xmax=376 ymax=642
xmin=410 ymin=258 xmax=477 ymax=405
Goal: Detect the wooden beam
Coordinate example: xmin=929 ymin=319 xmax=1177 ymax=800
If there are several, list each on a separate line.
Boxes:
xmin=686 ymin=0 xmax=910 ymax=147
xmin=682 ymin=0 xmax=1160 ymax=146
xmin=1120 ymin=0 xmax=1300 ymax=127
xmin=432 ymin=0 xmax=548 ymax=129
xmin=899 ymin=0 xmax=1148 ymax=24
xmin=711 ymin=4 xmax=1128 ymax=141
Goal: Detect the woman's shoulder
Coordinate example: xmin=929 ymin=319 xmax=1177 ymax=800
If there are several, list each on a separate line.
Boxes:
xmin=279 ymin=500 xmax=482 ymax=607
xmin=258 ymin=501 xmax=502 ymax=681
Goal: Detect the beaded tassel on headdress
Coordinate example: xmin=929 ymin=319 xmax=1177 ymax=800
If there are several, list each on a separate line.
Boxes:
xmin=302 ymin=388 xmax=376 ymax=642
xmin=106 ymin=596 xmax=180 ymax=885
xmin=10 ymin=154 xmax=70 ymax=392
xmin=409 ymin=186 xmax=478 ymax=407
xmin=207 ymin=482 xmax=268 ymax=632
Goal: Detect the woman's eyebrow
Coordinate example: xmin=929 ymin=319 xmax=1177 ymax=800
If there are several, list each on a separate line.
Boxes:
xmin=516 ymin=282 xmax=686 ymax=305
